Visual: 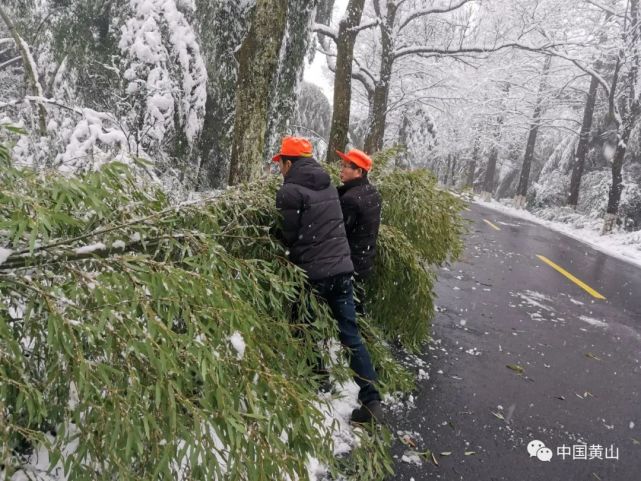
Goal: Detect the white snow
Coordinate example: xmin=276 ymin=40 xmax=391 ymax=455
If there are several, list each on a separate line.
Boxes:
xmin=228 ymin=331 xmax=245 ymax=360
xmin=516 ymin=290 xmax=554 ymax=312
xmin=475 ymin=198 xmax=641 ymax=269
xmin=73 ymin=242 xmax=107 ymax=254
xmin=578 ymin=315 xmax=608 ymax=328
xmin=57 ymin=109 xmax=129 ymax=169
xmin=119 ymin=0 xmax=207 ymax=145
xmin=112 ymin=240 xmax=126 ymax=249
xmin=17 ymin=35 xmax=44 ymax=99
xmin=401 ymin=451 xmax=423 ymax=465
xmin=0 ymin=247 xmax=12 ymax=265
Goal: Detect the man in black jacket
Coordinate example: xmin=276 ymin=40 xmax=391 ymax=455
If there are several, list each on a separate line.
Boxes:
xmin=273 ymin=136 xmax=383 ymax=424
xmin=336 ymin=148 xmax=382 ymax=315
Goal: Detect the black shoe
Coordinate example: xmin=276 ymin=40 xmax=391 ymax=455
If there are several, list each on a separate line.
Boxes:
xmin=350 ymin=400 xmax=384 ymax=424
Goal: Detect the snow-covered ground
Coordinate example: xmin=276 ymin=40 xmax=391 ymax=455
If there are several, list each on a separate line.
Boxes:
xmin=474 ymin=197 xmax=641 ymax=269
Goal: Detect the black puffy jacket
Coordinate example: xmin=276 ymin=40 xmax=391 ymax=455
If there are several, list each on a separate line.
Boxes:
xmin=276 ymin=158 xmax=354 ymax=281
xmin=337 ymin=176 xmax=382 ymax=278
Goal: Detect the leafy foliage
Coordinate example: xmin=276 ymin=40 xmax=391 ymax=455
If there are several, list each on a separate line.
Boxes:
xmin=0 ymin=139 xmax=463 ymax=478
xmin=376 ymin=168 xmax=465 ymax=265
xmin=0 ymin=166 xmax=340 ymax=480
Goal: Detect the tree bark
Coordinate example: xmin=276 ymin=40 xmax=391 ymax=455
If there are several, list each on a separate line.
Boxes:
xmin=515 ymin=55 xmax=552 ymax=200
xmin=264 ymin=0 xmax=319 ymax=160
xmin=325 ymin=0 xmax=366 ymax=163
xmin=606 ymin=108 xmax=638 ymax=215
xmin=450 ymin=156 xmax=458 ymax=186
xmin=483 ymin=146 xmax=498 ymax=196
xmin=568 ymin=74 xmax=600 ymax=207
xmin=466 ymin=135 xmax=480 ymax=189
xmin=603 ymin=0 xmax=640 ymax=230
xmin=194 ymin=1 xmax=249 ymax=190
xmin=228 ymin=0 xmax=288 ymax=185
xmin=363 ymin=1 xmax=397 ymax=154
xmin=444 ymin=154 xmax=451 ymax=185
xmin=466 ymin=160 xmax=476 ymax=189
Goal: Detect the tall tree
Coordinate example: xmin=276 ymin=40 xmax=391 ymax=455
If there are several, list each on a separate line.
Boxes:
xmin=567 ymin=10 xmax=612 ymax=208
xmin=567 ymin=74 xmax=600 ymax=207
xmin=466 ymin=135 xmax=480 ymax=189
xmin=603 ymin=0 xmax=641 ymax=231
xmin=325 ymin=0 xmax=367 ymax=163
xmin=228 ymin=0 xmax=288 ymax=185
xmin=515 ymin=55 xmax=552 ymax=207
xmin=363 ymin=0 xmax=398 ymax=154
xmin=264 ymin=0 xmax=319 ymax=160
xmin=195 ymin=1 xmax=251 ymax=189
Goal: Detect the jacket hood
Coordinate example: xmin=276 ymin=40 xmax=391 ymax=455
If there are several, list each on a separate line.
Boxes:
xmin=284 ymin=157 xmax=331 ymax=191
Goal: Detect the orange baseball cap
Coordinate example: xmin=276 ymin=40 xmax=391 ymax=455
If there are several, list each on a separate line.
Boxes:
xmin=272 ymin=136 xmax=314 ymax=162
xmin=336 ymin=148 xmax=373 ymax=172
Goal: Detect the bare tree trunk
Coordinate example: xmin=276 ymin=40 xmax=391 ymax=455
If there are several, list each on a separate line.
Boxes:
xmin=515 ymin=55 xmax=552 ymax=206
xmin=0 ymin=5 xmax=47 ymax=135
xmin=228 ymin=0 xmax=288 ymax=185
xmin=450 ymin=156 xmax=458 ymax=186
xmin=444 ymin=154 xmax=451 ymax=185
xmin=603 ymin=0 xmax=640 ymax=232
xmin=326 ymin=0 xmax=366 ymax=163
xmin=482 ymin=147 xmax=498 ymax=200
xmin=363 ymin=1 xmax=397 ymax=154
xmin=605 ymin=110 xmax=638 ymax=219
xmin=568 ymin=75 xmax=600 ymax=207
xmin=466 ymin=160 xmax=476 ymax=189
xmin=467 ymin=135 xmax=480 ymax=189
xmin=264 ymin=0 xmax=319 ymax=160
xmin=194 ymin=1 xmax=250 ymax=190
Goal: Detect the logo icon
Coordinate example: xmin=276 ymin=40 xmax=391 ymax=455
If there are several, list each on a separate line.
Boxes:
xmin=527 ymin=440 xmax=553 ymax=462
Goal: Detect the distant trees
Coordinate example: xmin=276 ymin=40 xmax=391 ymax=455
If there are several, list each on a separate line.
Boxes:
xmin=1 ymin=0 xmax=641 ymax=232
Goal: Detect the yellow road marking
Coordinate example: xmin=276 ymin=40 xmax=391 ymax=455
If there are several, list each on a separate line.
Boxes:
xmin=536 ymin=255 xmax=606 ymax=300
xmin=483 ymin=219 xmax=501 ymax=231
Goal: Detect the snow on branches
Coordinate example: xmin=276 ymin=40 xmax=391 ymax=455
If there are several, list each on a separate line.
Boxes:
xmin=119 ymin=0 xmax=207 ymax=146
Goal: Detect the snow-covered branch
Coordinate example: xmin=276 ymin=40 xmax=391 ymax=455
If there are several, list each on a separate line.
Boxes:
xmin=393 ymin=41 xmax=560 ymax=60
xmin=347 ymin=19 xmax=380 ymax=34
xmin=0 ymin=55 xmax=20 ymax=70
xmin=318 ymin=46 xmax=377 ymax=93
xmin=540 ymin=49 xmax=612 ymax=99
xmin=313 ymin=22 xmax=338 ymax=41
xmin=397 ymin=0 xmax=476 ymax=33
xmin=0 ymin=6 xmax=47 ymax=135
xmin=585 ymin=0 xmax=628 ymax=19
xmin=24 ymin=96 xmax=83 ymax=115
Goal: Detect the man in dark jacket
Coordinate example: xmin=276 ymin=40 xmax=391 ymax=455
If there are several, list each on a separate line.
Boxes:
xmin=336 ymin=149 xmax=382 ymax=315
xmin=273 ymin=136 xmax=383 ymax=424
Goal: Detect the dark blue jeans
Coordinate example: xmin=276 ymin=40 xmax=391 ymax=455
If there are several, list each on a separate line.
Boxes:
xmin=311 ymin=273 xmax=381 ymax=404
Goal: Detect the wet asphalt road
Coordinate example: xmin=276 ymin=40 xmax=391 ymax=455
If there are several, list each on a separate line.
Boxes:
xmin=389 ymin=203 xmax=641 ymax=481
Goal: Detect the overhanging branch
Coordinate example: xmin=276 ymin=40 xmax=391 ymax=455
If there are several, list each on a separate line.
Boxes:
xmin=397 ymin=0 xmax=475 ymax=33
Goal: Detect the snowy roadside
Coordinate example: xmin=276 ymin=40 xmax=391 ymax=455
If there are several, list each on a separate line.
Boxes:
xmin=473 ymin=197 xmax=641 ymax=269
